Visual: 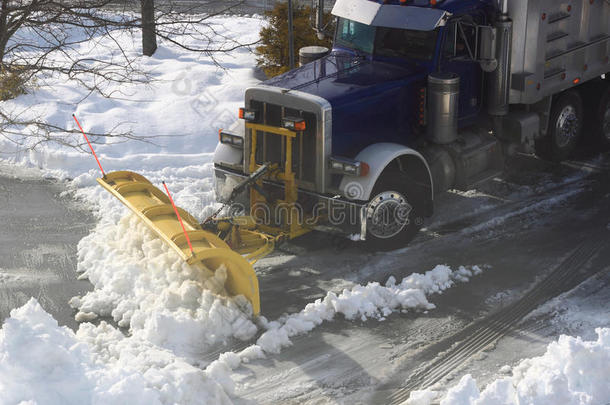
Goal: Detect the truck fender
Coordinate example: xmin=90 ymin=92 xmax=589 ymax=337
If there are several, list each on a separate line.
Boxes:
xmin=213 ymin=142 xmax=242 ymax=166
xmin=338 ymin=143 xmax=434 ymax=216
xmin=213 ymin=120 xmax=244 ymax=167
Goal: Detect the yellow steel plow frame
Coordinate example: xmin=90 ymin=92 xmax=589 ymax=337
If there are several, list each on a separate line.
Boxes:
xmin=244 ymin=122 xmax=315 ymax=240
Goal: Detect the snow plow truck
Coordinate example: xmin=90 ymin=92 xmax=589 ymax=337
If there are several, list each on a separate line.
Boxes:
xmin=98 ymin=0 xmax=610 ymax=316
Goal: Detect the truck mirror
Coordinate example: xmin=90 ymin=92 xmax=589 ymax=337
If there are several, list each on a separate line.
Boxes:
xmin=478 ymin=25 xmax=498 ymax=72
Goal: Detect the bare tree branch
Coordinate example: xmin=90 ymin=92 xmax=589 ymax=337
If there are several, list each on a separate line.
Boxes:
xmin=0 ymin=0 xmax=259 ymax=153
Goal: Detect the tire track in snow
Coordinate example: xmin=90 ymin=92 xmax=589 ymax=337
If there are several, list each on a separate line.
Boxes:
xmin=382 ymin=236 xmax=607 ymax=405
xmin=421 ymin=174 xmax=588 ymax=240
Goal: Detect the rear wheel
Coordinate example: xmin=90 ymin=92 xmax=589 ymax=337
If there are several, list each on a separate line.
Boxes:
xmin=535 ymin=91 xmax=584 ymax=161
xmin=363 ymin=171 xmax=424 ymax=251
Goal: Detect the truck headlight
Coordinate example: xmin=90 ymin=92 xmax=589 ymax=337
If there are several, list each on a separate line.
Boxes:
xmin=329 ymin=157 xmax=369 ymax=177
xmin=282 ymin=116 xmax=306 ymax=131
xmin=343 ymin=164 xmax=358 ymax=175
xmin=239 ymin=108 xmax=257 ymax=122
xmin=219 ymin=130 xmax=244 ymax=148
xmin=330 ymin=161 xmax=344 ymax=171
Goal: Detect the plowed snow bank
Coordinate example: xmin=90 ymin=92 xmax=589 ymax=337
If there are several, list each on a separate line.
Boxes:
xmin=256 ymin=265 xmax=484 ymax=354
xmin=70 ymin=214 xmax=258 ymax=359
xmin=0 ymin=299 xmax=249 ymax=405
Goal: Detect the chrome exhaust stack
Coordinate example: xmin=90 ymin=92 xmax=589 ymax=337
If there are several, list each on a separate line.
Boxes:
xmin=487 ymin=2 xmax=513 ymax=117
xmin=427 ymin=72 xmax=460 ymax=145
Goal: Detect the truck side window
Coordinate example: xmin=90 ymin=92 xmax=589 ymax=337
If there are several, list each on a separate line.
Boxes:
xmin=443 ymin=20 xmax=477 ymax=60
xmin=443 ymin=23 xmax=457 ymax=58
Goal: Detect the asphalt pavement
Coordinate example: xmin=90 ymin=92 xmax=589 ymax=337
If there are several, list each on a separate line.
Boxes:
xmin=0 ymin=165 xmax=93 ymax=330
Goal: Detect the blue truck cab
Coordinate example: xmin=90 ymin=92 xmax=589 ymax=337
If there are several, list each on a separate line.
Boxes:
xmin=265 ymin=0 xmax=491 ymax=158
xmin=214 ymin=0 xmax=610 ymax=249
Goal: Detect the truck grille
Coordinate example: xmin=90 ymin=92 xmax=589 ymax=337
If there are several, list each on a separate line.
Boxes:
xmin=249 ymin=100 xmax=317 ymax=184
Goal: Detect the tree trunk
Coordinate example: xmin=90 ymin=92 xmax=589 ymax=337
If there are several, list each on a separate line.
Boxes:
xmin=0 ymin=0 xmax=8 ymax=66
xmin=287 ymin=0 xmax=295 ymax=70
xmin=141 ymin=0 xmax=157 ymax=57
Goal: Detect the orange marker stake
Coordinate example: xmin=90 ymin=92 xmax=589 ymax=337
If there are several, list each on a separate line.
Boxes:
xmin=162 ymin=181 xmax=195 ymax=256
xmin=72 ymin=114 xmax=106 ymax=177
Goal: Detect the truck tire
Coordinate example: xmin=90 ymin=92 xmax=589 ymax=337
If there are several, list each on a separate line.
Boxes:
xmin=535 ymin=91 xmax=584 ymax=162
xmin=596 ymin=85 xmax=610 ymax=147
xmin=363 ymin=171 xmax=424 ymax=251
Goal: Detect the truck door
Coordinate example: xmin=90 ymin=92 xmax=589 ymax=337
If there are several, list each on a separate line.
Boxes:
xmin=441 ymin=17 xmax=483 ymax=121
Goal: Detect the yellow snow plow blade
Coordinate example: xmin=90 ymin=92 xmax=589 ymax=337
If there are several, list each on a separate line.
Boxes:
xmin=97 ymin=171 xmax=260 ymax=316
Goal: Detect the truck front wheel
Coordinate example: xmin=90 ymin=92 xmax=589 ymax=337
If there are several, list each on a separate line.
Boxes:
xmin=536 ymin=91 xmax=584 ymax=162
xmin=363 ymin=171 xmax=424 ymax=251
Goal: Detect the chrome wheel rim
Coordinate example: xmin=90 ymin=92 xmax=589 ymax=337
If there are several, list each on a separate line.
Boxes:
xmin=555 ymin=105 xmax=579 ymax=148
xmin=366 ymin=190 xmax=412 ymax=239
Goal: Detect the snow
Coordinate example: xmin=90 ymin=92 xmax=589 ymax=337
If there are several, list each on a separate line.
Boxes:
xmin=1 ymin=13 xmax=267 ymax=371
xmin=13 ymin=296 xmax=609 ymax=405
xmin=405 ymin=390 xmax=438 ymax=405
xmin=402 ymin=328 xmax=610 ymax=405
xmin=69 ymin=214 xmax=258 ymax=359
xmin=255 ymin=265 xmax=484 ymax=354
xmin=0 ymin=14 xmax=263 ymax=180
xmin=524 ymin=272 xmax=610 ymax=341
xmin=440 ymin=375 xmax=480 ymax=405
xmin=0 ymin=298 xmax=236 ymax=405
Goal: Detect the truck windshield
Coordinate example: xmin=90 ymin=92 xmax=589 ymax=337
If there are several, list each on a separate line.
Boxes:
xmin=336 ymin=18 xmax=376 ymax=54
xmin=375 ymin=27 xmax=439 ymax=61
xmin=335 ymin=18 xmax=438 ymax=61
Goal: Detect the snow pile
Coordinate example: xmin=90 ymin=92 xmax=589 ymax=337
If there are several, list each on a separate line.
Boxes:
xmin=0 ymin=299 xmax=99 ymax=405
xmin=70 ymin=214 xmax=257 ymax=358
xmin=76 ymin=321 xmax=264 ymax=403
xmin=256 ymin=265 xmax=484 ymax=354
xmin=404 ymin=328 xmax=610 ymax=405
xmin=0 ymin=298 xmax=257 ymax=405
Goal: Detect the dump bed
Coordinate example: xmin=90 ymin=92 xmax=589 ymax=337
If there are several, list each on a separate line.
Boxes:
xmin=508 ymin=0 xmax=610 ymax=104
